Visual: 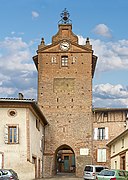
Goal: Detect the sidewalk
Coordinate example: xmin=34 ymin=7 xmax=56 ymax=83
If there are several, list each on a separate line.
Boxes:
xmin=37 ymin=173 xmax=83 ymax=180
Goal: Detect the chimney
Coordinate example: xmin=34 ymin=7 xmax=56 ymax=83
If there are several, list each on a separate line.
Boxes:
xmin=19 ymin=93 xmax=24 ymax=100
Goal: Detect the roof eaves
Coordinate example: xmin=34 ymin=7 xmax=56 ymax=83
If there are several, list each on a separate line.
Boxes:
xmin=106 ymin=128 xmax=128 ymax=146
xmin=0 ymin=98 xmax=48 ymax=126
xmin=0 ymin=98 xmax=35 ymax=102
xmin=93 ymin=107 xmax=128 ymax=112
xmin=31 ymin=102 xmax=48 ymax=126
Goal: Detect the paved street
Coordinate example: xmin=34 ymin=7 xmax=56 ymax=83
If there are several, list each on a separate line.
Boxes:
xmin=37 ymin=173 xmax=83 ymax=180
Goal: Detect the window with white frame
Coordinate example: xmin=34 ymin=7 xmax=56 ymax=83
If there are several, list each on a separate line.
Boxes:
xmin=97 ymin=149 xmax=106 ymax=162
xmin=61 ymin=56 xmax=68 ymax=67
xmin=94 ymin=127 xmax=108 ymax=140
xmin=4 ymin=124 xmax=19 ymax=144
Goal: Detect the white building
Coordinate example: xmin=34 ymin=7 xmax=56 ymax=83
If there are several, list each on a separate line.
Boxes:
xmin=107 ymin=128 xmax=128 ymax=170
xmin=0 ymin=95 xmax=48 ymax=180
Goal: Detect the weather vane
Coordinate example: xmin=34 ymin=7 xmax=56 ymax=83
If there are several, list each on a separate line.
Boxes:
xmin=58 ymin=8 xmax=72 ymax=24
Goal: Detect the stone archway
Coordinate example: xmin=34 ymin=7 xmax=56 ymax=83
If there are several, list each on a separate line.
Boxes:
xmin=55 ymin=144 xmax=76 ymax=174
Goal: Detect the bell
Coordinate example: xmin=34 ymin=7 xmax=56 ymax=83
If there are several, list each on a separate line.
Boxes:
xmin=63 ymin=16 xmax=68 ymax=21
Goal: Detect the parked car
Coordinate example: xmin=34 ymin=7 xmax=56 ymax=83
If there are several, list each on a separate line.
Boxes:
xmin=83 ymin=165 xmax=108 ymax=180
xmin=96 ymin=169 xmax=128 ymax=180
xmin=0 ymin=169 xmax=19 ymax=180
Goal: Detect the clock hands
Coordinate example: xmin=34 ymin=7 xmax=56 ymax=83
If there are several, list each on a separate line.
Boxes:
xmin=63 ymin=45 xmax=68 ymax=47
xmin=60 ymin=41 xmax=70 ymax=51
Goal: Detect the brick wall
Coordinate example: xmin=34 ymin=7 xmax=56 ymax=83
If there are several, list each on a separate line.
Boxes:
xmin=36 ymin=24 xmax=94 ymax=177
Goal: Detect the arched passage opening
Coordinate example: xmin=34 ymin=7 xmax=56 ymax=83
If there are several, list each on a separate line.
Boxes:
xmin=55 ymin=144 xmax=76 ymax=174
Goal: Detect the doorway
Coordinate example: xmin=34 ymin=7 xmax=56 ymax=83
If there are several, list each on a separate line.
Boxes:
xmin=120 ymin=153 xmax=126 ymax=170
xmin=32 ymin=156 xmax=37 ymax=178
xmin=55 ymin=144 xmax=75 ymax=174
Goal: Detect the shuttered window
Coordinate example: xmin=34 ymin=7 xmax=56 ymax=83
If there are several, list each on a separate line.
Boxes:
xmin=94 ymin=127 xmax=108 ymax=140
xmin=4 ymin=125 xmax=19 ymax=144
xmin=97 ymin=149 xmax=106 ymax=162
xmin=98 ymin=128 xmax=105 ymax=140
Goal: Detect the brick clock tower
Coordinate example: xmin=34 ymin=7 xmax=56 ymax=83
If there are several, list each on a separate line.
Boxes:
xmin=33 ymin=9 xmax=97 ymax=177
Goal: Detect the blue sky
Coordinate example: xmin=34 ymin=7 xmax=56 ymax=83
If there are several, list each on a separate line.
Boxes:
xmin=0 ymin=0 xmax=128 ymax=108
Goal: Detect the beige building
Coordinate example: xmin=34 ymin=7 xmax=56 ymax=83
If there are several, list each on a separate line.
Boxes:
xmin=107 ymin=128 xmax=128 ymax=170
xmin=0 ymin=96 xmax=48 ymax=180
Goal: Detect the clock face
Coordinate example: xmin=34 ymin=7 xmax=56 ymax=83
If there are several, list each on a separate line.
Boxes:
xmin=60 ymin=42 xmax=70 ymax=51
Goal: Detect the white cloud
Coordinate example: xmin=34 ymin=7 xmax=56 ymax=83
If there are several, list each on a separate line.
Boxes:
xmin=91 ymin=39 xmax=128 ymax=72
xmin=93 ymin=97 xmax=128 ymax=108
xmin=0 ymin=35 xmax=128 ymax=108
xmin=0 ymin=37 xmax=28 ymax=50
xmin=11 ymin=31 xmax=15 ymax=35
xmin=0 ymin=73 xmax=10 ymax=86
xmin=22 ymin=88 xmax=37 ymax=99
xmin=78 ymin=35 xmax=86 ymax=45
xmin=0 ymin=87 xmax=18 ymax=97
xmin=0 ymin=36 xmax=37 ymax=99
xmin=11 ymin=32 xmax=24 ymax=36
xmin=93 ymin=83 xmax=128 ymax=99
xmin=78 ymin=36 xmax=128 ymax=72
xmin=93 ymin=83 xmax=128 ymax=107
xmin=32 ymin=11 xmax=39 ymax=18
xmin=0 ymin=37 xmax=35 ymax=71
xmin=93 ymin=24 xmax=112 ymax=38
xmin=78 ymin=35 xmax=128 ymax=107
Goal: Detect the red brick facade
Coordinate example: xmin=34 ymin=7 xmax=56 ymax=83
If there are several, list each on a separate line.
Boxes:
xmin=33 ymin=23 xmax=128 ymax=177
xmin=33 ymin=23 xmax=97 ymax=177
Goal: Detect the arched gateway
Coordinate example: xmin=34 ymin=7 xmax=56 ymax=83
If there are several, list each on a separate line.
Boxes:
xmin=55 ymin=144 xmax=75 ymax=174
xmin=33 ymin=9 xmax=97 ymax=178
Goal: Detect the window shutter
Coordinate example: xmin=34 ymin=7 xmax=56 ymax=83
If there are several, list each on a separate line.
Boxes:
xmin=97 ymin=149 xmax=101 ymax=162
xmin=94 ymin=128 xmax=98 ymax=140
xmin=97 ymin=149 xmax=106 ymax=162
xmin=4 ymin=125 xmax=8 ymax=144
xmin=102 ymin=149 xmax=106 ymax=162
xmin=16 ymin=125 xmax=19 ymax=143
xmin=40 ymin=139 xmax=42 ymax=151
xmin=105 ymin=127 xmax=108 ymax=140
